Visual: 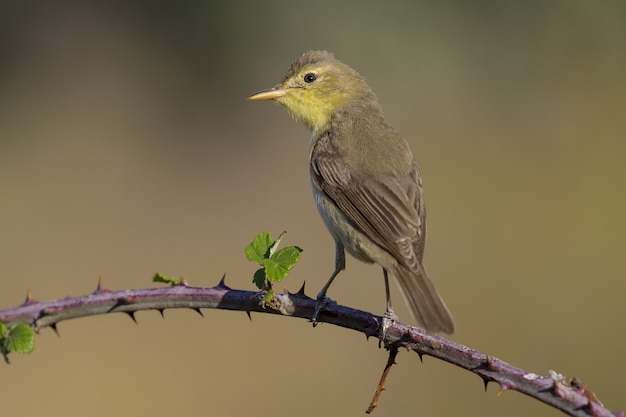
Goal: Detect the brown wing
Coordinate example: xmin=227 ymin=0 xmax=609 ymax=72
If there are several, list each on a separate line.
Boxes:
xmin=310 ymin=132 xmax=426 ymax=270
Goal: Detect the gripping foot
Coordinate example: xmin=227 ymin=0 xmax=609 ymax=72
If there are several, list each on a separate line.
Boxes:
xmin=379 ymin=309 xmax=398 ymax=347
xmin=311 ymin=295 xmax=336 ymax=327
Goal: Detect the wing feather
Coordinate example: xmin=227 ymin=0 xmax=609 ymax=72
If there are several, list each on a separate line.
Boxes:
xmin=310 ymin=133 xmax=425 ymax=269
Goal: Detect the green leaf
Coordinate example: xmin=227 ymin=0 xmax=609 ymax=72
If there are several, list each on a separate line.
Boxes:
xmin=245 ymin=232 xmax=275 ymax=264
xmin=4 ymin=324 xmax=34 ymax=354
xmin=264 ymin=246 xmax=303 ymax=282
xmin=152 ymin=273 xmax=181 ymax=286
xmin=252 ymin=268 xmax=266 ymax=289
xmin=0 ymin=322 xmax=7 ymax=339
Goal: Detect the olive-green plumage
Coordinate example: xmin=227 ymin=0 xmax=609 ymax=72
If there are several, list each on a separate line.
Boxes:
xmin=249 ymin=50 xmax=454 ymax=333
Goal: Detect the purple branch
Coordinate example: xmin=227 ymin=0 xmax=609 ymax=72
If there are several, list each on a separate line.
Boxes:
xmin=0 ymin=278 xmax=621 ymax=417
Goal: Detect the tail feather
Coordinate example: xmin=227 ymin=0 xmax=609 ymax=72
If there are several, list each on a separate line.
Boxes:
xmin=392 ymin=263 xmax=455 ymax=333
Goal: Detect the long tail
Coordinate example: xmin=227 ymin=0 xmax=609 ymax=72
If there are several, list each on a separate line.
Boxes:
xmin=392 ymin=263 xmax=455 ymax=333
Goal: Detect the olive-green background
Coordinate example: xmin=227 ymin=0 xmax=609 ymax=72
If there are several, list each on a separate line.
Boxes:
xmin=1 ymin=1 xmax=624 ymax=416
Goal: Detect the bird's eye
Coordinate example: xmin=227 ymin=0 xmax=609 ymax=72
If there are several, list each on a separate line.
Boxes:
xmin=303 ymin=73 xmax=317 ymax=83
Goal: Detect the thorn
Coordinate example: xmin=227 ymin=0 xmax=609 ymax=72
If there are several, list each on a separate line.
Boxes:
xmin=108 ymin=297 xmax=132 ymax=313
xmin=399 ymin=341 xmax=412 ymax=351
xmin=216 ymin=274 xmax=231 ymax=290
xmin=289 ymin=282 xmax=310 ymax=299
xmin=50 ymin=323 xmax=60 ymax=337
xmin=416 ymin=351 xmax=424 ymax=363
xmin=584 ymin=387 xmax=601 ymax=404
xmin=93 ymin=276 xmax=110 ymax=294
xmin=125 ymin=311 xmax=137 ymax=324
xmin=496 ymin=381 xmax=512 ymax=397
xmin=22 ymin=289 xmax=36 ymax=305
xmin=157 ymin=309 xmax=165 ymax=318
xmin=485 ymin=356 xmax=504 ymax=372
xmin=481 ymin=376 xmax=490 ymax=392
xmin=485 ymin=355 xmax=493 ymax=369
xmin=245 ymin=311 xmax=252 ymax=321
xmin=95 ymin=276 xmax=103 ymax=293
xmin=191 ymin=308 xmax=204 ymax=318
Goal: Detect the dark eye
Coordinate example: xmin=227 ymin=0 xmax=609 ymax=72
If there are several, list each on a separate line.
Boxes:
xmin=303 ymin=73 xmax=317 ymax=83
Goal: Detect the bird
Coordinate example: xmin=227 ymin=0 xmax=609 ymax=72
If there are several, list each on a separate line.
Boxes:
xmin=248 ymin=50 xmax=454 ymax=333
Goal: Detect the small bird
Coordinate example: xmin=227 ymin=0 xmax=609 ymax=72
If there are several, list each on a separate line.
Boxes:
xmin=248 ymin=51 xmax=454 ymax=333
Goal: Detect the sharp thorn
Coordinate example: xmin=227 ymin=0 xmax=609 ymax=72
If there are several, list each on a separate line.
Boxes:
xmin=245 ymin=311 xmax=252 ymax=321
xmin=496 ymin=382 xmax=511 ymax=397
xmin=95 ymin=276 xmax=103 ymax=292
xmin=217 ymin=274 xmax=231 ymax=290
xmin=297 ymin=281 xmax=306 ymax=295
xmin=50 ymin=323 xmax=60 ymax=337
xmin=23 ymin=289 xmax=36 ymax=305
xmin=416 ymin=351 xmax=424 ymax=363
xmin=482 ymin=376 xmax=490 ymax=392
xmin=157 ymin=309 xmax=165 ymax=318
xmin=108 ymin=297 xmax=131 ymax=313
xmin=485 ymin=355 xmax=492 ymax=369
xmin=192 ymin=308 xmax=204 ymax=318
xmin=125 ymin=311 xmax=137 ymax=324
xmin=93 ymin=276 xmax=110 ymax=294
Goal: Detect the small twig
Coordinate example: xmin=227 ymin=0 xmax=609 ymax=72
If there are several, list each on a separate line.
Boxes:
xmin=367 ymin=345 xmax=399 ymax=413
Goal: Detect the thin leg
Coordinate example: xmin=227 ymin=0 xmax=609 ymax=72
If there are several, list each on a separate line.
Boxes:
xmin=383 ymin=268 xmax=396 ymax=318
xmin=381 ymin=268 xmax=398 ymax=345
xmin=312 ymin=241 xmax=345 ymax=325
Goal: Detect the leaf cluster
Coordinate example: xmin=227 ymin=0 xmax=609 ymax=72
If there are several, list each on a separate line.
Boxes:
xmin=0 ymin=322 xmax=34 ymax=363
xmin=245 ymin=231 xmax=302 ymax=305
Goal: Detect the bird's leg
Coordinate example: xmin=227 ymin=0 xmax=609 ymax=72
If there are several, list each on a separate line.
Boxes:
xmin=383 ymin=268 xmax=397 ymax=319
xmin=380 ymin=268 xmax=398 ymax=344
xmin=312 ymin=242 xmax=345 ymax=326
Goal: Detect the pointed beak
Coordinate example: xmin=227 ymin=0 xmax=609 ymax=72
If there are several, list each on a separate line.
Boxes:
xmin=247 ymin=88 xmax=289 ymax=101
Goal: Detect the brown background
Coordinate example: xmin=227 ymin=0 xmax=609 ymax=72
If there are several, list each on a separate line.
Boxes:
xmin=1 ymin=1 xmax=624 ymax=416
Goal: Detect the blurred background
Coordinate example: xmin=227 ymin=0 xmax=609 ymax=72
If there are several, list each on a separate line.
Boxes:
xmin=1 ymin=1 xmax=624 ymax=416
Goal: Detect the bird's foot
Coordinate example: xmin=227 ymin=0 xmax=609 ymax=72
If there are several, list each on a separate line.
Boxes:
xmin=379 ymin=309 xmax=398 ymax=348
xmin=311 ymin=295 xmax=336 ymax=327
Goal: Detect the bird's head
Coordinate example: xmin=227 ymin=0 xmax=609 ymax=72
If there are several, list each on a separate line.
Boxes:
xmin=248 ymin=50 xmax=376 ymax=132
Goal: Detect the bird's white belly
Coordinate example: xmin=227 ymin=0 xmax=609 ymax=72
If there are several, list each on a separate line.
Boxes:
xmin=311 ymin=184 xmax=378 ymax=264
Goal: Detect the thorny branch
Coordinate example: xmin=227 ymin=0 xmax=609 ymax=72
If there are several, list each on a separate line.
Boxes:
xmin=0 ymin=277 xmax=621 ymax=417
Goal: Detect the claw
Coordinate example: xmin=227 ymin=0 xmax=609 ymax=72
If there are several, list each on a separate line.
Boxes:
xmin=311 ymin=295 xmax=335 ymax=326
xmin=379 ymin=309 xmax=398 ymax=347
